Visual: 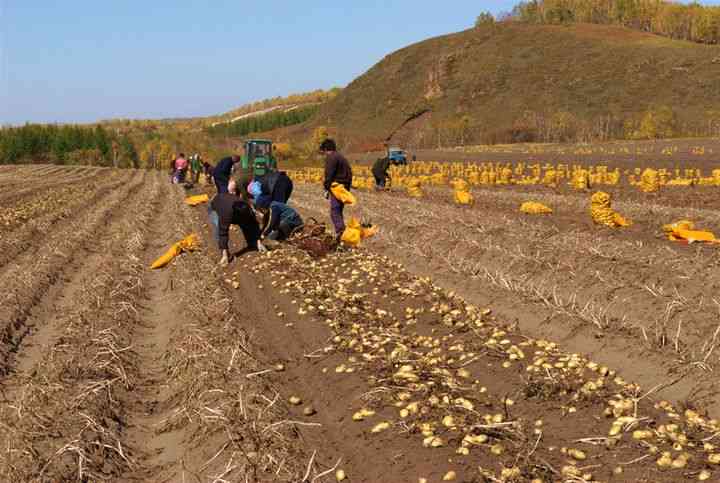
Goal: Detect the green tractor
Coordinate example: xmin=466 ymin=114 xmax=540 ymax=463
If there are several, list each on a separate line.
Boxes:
xmin=239 ymin=139 xmax=277 ymax=178
xmin=235 ymin=139 xmax=278 ymax=198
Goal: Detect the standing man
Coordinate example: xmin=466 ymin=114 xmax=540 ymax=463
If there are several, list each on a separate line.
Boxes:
xmin=213 ymin=154 xmax=239 ymax=194
xmin=320 ymin=139 xmax=352 ymax=238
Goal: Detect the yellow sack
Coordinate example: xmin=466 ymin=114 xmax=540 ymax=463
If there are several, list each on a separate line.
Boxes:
xmin=520 ymin=201 xmax=552 ymax=214
xmin=150 ymin=234 xmax=200 ymax=269
xmin=590 ymin=192 xmax=630 ymax=227
xmin=454 ymin=190 xmax=474 ymax=205
xmin=542 ymin=169 xmax=558 ymax=187
xmin=341 ymin=218 xmax=378 ymax=247
xmin=185 ymin=194 xmax=209 ymax=206
xmin=570 ymin=170 xmax=590 ymax=190
xmin=663 ymin=220 xmax=718 ymax=244
xmin=451 ymin=179 xmax=474 ymax=205
xmin=639 ymin=168 xmax=660 ymax=193
xmin=341 ymin=218 xmax=362 ymax=247
xmin=330 ymin=183 xmax=356 ymax=206
xmin=406 ymin=178 xmax=423 ymax=198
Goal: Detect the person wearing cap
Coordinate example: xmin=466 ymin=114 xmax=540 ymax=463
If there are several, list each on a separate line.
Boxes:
xmin=320 ymin=138 xmax=352 ymax=237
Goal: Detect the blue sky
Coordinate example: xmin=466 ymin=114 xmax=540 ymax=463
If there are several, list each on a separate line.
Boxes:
xmin=0 ymin=1 xmax=518 ymax=125
xmin=4 ymin=1 xmax=720 ymax=125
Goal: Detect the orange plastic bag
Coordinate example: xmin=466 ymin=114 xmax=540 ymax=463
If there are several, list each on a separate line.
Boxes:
xmin=150 ymin=234 xmax=200 ymax=269
xmin=185 ymin=194 xmax=209 ymax=206
xmin=663 ymin=220 xmax=718 ymax=244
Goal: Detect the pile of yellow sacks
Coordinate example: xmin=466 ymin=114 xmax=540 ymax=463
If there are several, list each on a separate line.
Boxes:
xmin=150 ymin=234 xmax=200 ymax=269
xmin=663 ymin=220 xmax=718 ymax=244
xmin=451 ymin=179 xmax=474 ymax=205
xmin=341 ymin=217 xmax=378 ymax=247
xmin=590 ymin=192 xmax=631 ymax=227
xmin=520 ymin=201 xmax=553 ymax=214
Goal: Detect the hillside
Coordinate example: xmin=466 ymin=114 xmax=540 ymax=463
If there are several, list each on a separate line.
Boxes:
xmin=313 ymin=22 xmax=720 ymax=150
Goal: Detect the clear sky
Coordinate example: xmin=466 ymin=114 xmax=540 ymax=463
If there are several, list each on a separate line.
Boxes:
xmin=0 ymin=0 xmax=518 ymax=125
xmin=5 ymin=1 xmax=719 ymax=126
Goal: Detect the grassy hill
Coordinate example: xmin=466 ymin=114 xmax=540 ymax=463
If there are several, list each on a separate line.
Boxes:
xmin=312 ymin=22 xmax=720 ymax=150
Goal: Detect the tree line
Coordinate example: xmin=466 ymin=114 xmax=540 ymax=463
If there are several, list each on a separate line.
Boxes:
xmin=206 ymin=104 xmax=319 ymax=139
xmin=0 ymin=124 xmax=139 ymax=167
xmin=511 ymin=0 xmax=720 ymax=44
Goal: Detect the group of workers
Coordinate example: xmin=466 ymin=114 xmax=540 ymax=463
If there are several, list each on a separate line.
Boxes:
xmin=198 ymin=138 xmax=353 ymax=265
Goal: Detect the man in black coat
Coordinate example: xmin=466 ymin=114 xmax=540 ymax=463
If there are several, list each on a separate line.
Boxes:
xmin=321 ymin=139 xmax=353 ymax=236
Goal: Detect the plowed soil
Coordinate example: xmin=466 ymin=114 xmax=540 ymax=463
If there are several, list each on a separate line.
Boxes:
xmin=3 ymin=164 xmax=720 ymax=482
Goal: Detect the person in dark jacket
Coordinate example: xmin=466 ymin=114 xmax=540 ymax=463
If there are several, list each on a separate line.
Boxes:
xmin=321 ymin=139 xmax=352 ymax=237
xmin=260 ymin=170 xmax=294 ymax=203
xmin=372 ymin=157 xmax=391 ymax=189
xmin=213 ymin=154 xmax=239 ymax=194
xmin=209 ymin=179 xmax=264 ymax=265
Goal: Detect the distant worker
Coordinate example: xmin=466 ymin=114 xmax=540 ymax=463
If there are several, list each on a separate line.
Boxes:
xmin=256 ymin=195 xmax=304 ymax=243
xmin=213 ymin=154 xmax=240 ymax=194
xmin=372 ymin=156 xmax=391 ymax=190
xmin=173 ymin=153 xmax=188 ymax=184
xmin=321 ymin=138 xmax=353 ymax=238
xmin=209 ymin=179 xmax=265 ymax=265
xmin=190 ymin=153 xmax=203 ymax=184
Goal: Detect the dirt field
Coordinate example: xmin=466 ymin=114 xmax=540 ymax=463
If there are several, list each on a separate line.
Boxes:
xmin=3 ymin=164 xmax=720 ymax=482
xmin=352 ymin=138 xmax=720 ymax=168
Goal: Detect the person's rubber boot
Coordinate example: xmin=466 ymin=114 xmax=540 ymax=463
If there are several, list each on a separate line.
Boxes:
xmin=219 ymin=249 xmax=229 ymax=266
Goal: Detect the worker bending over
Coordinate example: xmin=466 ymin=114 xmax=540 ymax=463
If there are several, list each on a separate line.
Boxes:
xmin=213 ymin=154 xmax=239 ymax=194
xmin=256 ymin=194 xmax=303 ymax=244
xmin=321 ymin=139 xmax=353 ymax=238
xmin=261 ymin=169 xmax=294 ymax=203
xmin=209 ymin=179 xmax=265 ymax=265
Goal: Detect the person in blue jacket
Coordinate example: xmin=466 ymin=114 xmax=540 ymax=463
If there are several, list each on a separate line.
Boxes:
xmin=255 ymin=194 xmax=303 ymax=243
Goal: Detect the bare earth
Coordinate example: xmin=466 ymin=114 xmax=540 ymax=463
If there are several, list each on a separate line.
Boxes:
xmin=2 ymin=163 xmax=720 ymax=482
